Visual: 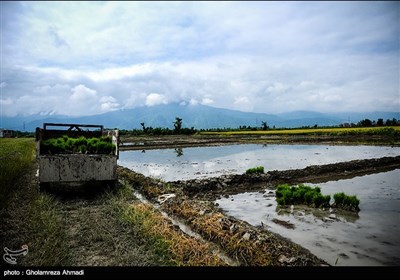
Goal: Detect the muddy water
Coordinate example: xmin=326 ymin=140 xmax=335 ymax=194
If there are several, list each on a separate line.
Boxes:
xmin=119 ymin=144 xmax=399 ymax=181
xmin=216 ymin=169 xmax=400 ymax=266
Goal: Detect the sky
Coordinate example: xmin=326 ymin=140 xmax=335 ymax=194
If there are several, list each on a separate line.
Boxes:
xmin=0 ymin=1 xmax=399 ymax=117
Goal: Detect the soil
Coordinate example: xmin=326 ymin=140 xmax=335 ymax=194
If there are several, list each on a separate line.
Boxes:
xmin=169 ymin=156 xmax=400 ymax=200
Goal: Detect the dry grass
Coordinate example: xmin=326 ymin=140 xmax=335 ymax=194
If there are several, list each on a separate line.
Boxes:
xmin=114 ymin=199 xmax=225 ymax=266
xmin=117 ymin=166 xmax=183 ymax=199
xmin=164 ymin=199 xmax=273 ymax=266
xmin=163 ymin=198 xmax=326 ymax=266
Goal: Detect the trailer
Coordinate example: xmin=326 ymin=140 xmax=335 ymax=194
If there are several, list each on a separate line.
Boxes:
xmin=36 ymin=123 xmax=119 ymax=189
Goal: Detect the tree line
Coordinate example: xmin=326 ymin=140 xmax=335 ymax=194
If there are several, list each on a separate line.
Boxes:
xmin=118 ymin=117 xmax=399 ymax=136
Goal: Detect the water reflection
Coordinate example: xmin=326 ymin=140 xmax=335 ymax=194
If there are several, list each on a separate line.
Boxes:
xmin=174 ymin=148 xmax=184 ymax=157
xmin=216 ymin=169 xmax=400 ymax=266
xmin=276 ymin=205 xmax=360 ymax=223
xmin=119 ymin=144 xmax=399 ymax=181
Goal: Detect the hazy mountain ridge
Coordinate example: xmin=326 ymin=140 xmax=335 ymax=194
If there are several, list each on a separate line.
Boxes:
xmin=2 ymin=103 xmax=399 ymax=131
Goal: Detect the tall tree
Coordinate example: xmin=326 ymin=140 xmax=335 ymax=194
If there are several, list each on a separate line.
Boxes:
xmin=140 ymin=122 xmax=147 ymax=132
xmin=261 ymin=121 xmax=269 ymax=130
xmin=173 ymin=117 xmax=182 ymax=133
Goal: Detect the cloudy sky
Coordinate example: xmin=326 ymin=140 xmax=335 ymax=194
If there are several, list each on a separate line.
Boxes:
xmin=1 ymin=1 xmax=399 ymax=117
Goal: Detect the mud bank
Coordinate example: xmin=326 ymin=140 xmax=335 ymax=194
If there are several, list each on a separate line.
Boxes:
xmin=170 ymin=156 xmax=400 ymax=199
xmin=117 ymin=166 xmax=328 ymax=266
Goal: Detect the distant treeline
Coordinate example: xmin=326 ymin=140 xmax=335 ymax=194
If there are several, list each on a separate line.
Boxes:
xmin=4 ymin=117 xmax=399 ymax=137
xmin=118 ymin=117 xmax=399 ymax=136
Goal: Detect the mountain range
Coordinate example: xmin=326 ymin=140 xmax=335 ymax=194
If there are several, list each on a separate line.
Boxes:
xmin=1 ymin=103 xmax=399 ymax=132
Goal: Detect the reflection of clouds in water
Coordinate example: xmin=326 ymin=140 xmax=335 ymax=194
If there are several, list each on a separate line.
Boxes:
xmin=216 ymin=170 xmax=400 ymax=266
xmin=146 ymin=164 xmax=166 ymax=178
xmin=203 ymin=161 xmax=217 ymax=170
xmin=119 ymin=144 xmax=400 ymax=181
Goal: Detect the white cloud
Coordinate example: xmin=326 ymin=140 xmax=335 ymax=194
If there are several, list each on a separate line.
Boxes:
xmin=201 ymin=98 xmax=214 ymax=105
xmin=1 ymin=2 xmax=398 ymax=117
xmin=100 ymin=96 xmax=120 ymax=112
xmin=234 ymin=96 xmax=253 ymax=112
xmin=71 ymin=84 xmax=97 ymax=101
xmin=189 ymin=98 xmax=199 ymax=105
xmin=145 ymin=93 xmax=168 ymax=106
xmin=0 ymin=98 xmax=13 ymax=106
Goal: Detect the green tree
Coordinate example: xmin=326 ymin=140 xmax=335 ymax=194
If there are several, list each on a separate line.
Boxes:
xmin=140 ymin=122 xmax=147 ymax=133
xmin=261 ymin=121 xmax=269 ymax=130
xmin=173 ymin=117 xmax=182 ymax=133
xmin=358 ymin=119 xmax=372 ymax=127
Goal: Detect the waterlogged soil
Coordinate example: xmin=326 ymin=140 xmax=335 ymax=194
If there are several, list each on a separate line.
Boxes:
xmin=117 ymin=147 xmax=400 ymax=266
xmin=119 ymin=144 xmax=400 ymax=181
xmin=216 ymin=169 xmax=400 ymax=266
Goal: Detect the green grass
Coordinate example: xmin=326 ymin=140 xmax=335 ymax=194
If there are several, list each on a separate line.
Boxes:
xmin=0 ymin=138 xmax=71 ymax=265
xmin=40 ymin=135 xmax=115 ymax=155
xmin=275 ymin=184 xmax=360 ymax=212
xmin=0 ymin=138 xmax=36 ymax=206
xmin=20 ymin=194 xmax=71 ymax=265
xmin=245 ymin=166 xmax=264 ymax=174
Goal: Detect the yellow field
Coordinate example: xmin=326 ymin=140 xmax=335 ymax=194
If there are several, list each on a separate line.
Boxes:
xmin=199 ymin=126 xmax=400 ymax=136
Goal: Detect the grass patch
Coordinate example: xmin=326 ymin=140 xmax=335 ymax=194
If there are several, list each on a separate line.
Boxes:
xmin=0 ymin=138 xmax=35 ymax=207
xmin=275 ymin=184 xmax=360 ymax=212
xmin=0 ymin=151 xmax=71 ymax=265
xmin=110 ymin=182 xmax=224 ymax=266
xmin=162 ymin=198 xmax=326 ymax=266
xmin=20 ymin=194 xmax=71 ymax=265
xmin=40 ymin=136 xmax=115 ymax=155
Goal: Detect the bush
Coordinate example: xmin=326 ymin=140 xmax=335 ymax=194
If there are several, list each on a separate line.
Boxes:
xmin=245 ymin=166 xmax=264 ymax=174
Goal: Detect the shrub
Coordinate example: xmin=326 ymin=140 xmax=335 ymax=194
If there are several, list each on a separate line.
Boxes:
xmin=245 ymin=166 xmax=264 ymax=174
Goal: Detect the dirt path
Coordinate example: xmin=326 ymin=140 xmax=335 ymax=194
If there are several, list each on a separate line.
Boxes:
xmin=60 ymin=197 xmax=159 ymax=266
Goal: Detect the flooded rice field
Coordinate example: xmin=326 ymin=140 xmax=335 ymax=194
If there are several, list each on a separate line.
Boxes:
xmin=216 ymin=169 xmax=400 ymax=266
xmin=119 ymin=144 xmax=400 ymax=181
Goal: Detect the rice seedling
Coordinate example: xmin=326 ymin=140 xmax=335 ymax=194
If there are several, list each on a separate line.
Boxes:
xmin=245 ymin=166 xmax=264 ymax=174
xmin=40 ymin=136 xmax=115 ymax=155
xmin=275 ymin=184 xmax=360 ymax=212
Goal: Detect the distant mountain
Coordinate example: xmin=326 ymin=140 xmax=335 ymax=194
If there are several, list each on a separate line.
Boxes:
xmin=1 ymin=103 xmax=399 ymax=131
